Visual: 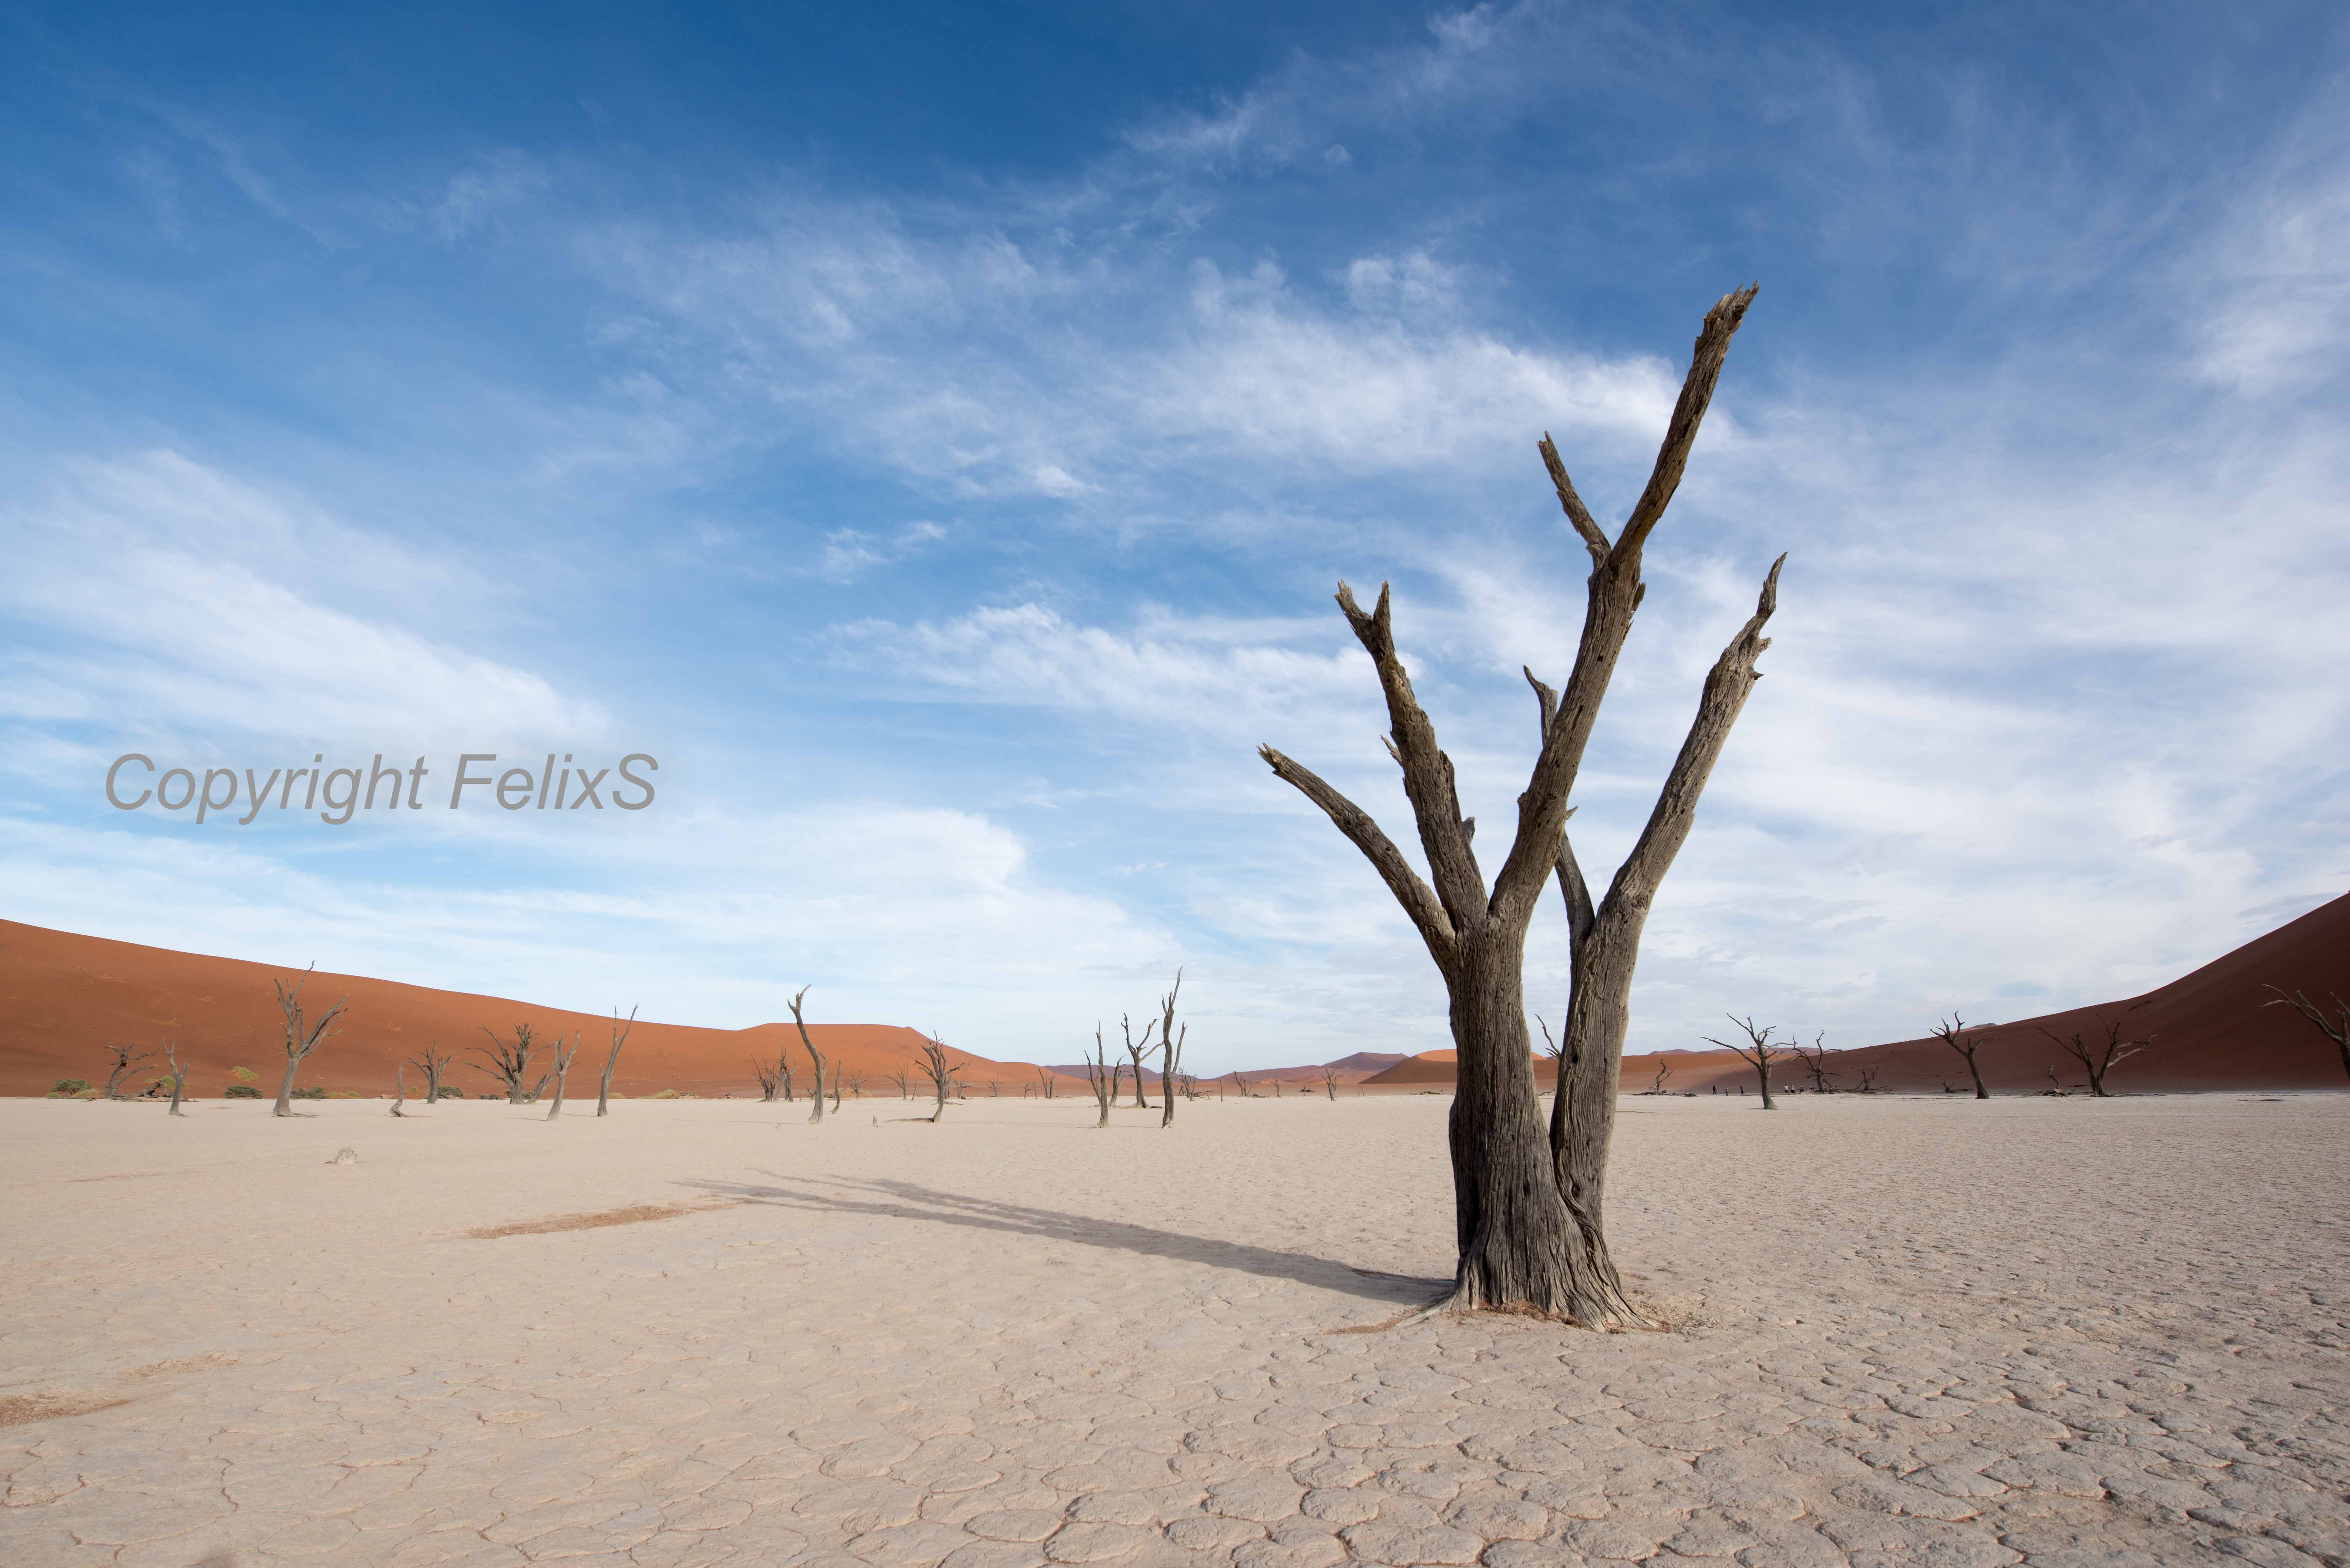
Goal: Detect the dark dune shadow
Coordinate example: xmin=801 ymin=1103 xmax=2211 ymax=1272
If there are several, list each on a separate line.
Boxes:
xmin=678 ymin=1173 xmax=1449 ymax=1305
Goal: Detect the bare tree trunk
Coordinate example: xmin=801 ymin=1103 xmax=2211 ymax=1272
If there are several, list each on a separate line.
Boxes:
xmin=546 ymin=1031 xmax=581 ymax=1119
xmin=273 ymin=965 xmax=351 ymax=1116
xmin=1708 ymin=1016 xmax=1781 ymax=1109
xmin=392 ymin=1061 xmax=407 ymax=1117
xmin=101 ymin=1042 xmax=156 ymax=1101
xmin=164 ymin=1040 xmax=188 ymax=1117
xmin=2041 ymin=1019 xmax=2151 ymax=1097
xmin=1156 ymin=973 xmax=1184 ymax=1128
xmin=1321 ymin=1064 xmax=1340 ymax=1100
xmin=1259 ymin=287 xmax=1770 ymax=1325
xmin=597 ymin=1006 xmax=636 ymax=1117
xmin=790 ymin=986 xmax=825 ymax=1124
xmin=1931 ymin=1015 xmax=1991 ymax=1098
xmin=470 ymin=1023 xmax=539 ymax=1105
xmin=2263 ymin=987 xmax=2350 ymax=1081
xmin=917 ymin=1035 xmax=956 ymax=1122
xmin=411 ymin=1038 xmax=453 ymax=1105
xmin=1087 ymin=1025 xmax=1113 ymax=1128
xmin=1121 ymin=1014 xmax=1153 ymax=1109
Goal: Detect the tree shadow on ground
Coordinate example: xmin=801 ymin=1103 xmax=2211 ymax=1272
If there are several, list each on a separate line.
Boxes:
xmin=679 ymin=1173 xmax=1449 ymax=1306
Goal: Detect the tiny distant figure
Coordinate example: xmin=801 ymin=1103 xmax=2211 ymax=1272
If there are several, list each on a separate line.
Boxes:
xmin=1738 ymin=1084 xmax=1746 ymax=1095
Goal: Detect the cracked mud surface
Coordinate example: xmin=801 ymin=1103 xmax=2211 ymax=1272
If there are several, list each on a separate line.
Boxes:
xmin=2 ymin=1092 xmax=2344 ymax=1566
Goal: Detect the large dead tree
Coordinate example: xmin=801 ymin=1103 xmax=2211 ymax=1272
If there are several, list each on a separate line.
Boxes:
xmin=1120 ymin=1013 xmax=1154 ymax=1109
xmin=409 ymin=1038 xmax=454 ymax=1104
xmin=597 ymin=1005 xmax=636 ymax=1116
xmin=1086 ymin=1025 xmax=1114 ymax=1128
xmin=1930 ymin=1014 xmax=1991 ymax=1099
xmin=2265 ymin=986 xmax=2350 ymax=1082
xmin=1320 ymin=1063 xmax=1341 ymax=1101
xmin=790 ymin=986 xmax=825 ymax=1124
xmin=2039 ymin=1018 xmax=2151 ymax=1098
xmin=1788 ymin=1030 xmax=1837 ymax=1094
xmin=273 ymin=966 xmax=350 ymax=1116
xmin=163 ymin=1040 xmax=188 ymax=1117
xmin=917 ymin=1034 xmax=959 ymax=1122
xmin=544 ymin=1030 xmax=583 ymax=1119
xmin=100 ymin=1042 xmax=156 ymax=1101
xmin=471 ymin=1022 xmax=540 ymax=1105
xmin=1261 ymin=286 xmax=1775 ymax=1324
xmin=1156 ymin=971 xmax=1185 ymax=1128
xmin=1707 ymin=1016 xmax=1785 ymax=1110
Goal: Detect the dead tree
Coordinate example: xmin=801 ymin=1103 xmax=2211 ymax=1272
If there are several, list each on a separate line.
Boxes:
xmin=1156 ymin=971 xmax=1185 ymax=1128
xmin=1321 ymin=1063 xmax=1342 ymax=1100
xmin=273 ymin=965 xmax=350 ymax=1116
xmin=753 ymin=1057 xmax=783 ymax=1099
xmin=1706 ymin=1016 xmax=1784 ymax=1110
xmin=891 ymin=1067 xmax=911 ymax=1099
xmin=163 ymin=1040 xmax=188 ymax=1117
xmin=1231 ymin=1069 xmax=1254 ymax=1098
xmin=392 ymin=1060 xmax=408 ymax=1116
xmin=1785 ymin=1031 xmax=1835 ymax=1094
xmin=1852 ymin=1064 xmax=1879 ymax=1094
xmin=597 ymin=1005 xmax=637 ymax=1116
xmin=844 ymin=1073 xmax=865 ymax=1099
xmin=471 ymin=1022 xmax=540 ymax=1105
xmin=2264 ymin=986 xmax=2350 ymax=1082
xmin=409 ymin=1038 xmax=454 ymax=1104
xmin=1647 ymin=1061 xmax=1673 ymax=1096
xmin=1086 ymin=1025 xmax=1114 ymax=1128
xmin=544 ymin=1030 xmax=584 ymax=1118
xmin=1930 ymin=1014 xmax=1992 ymax=1099
xmin=1034 ymin=1064 xmax=1055 ymax=1100
xmin=2039 ymin=1019 xmax=2151 ymax=1098
xmin=100 ymin=1042 xmax=156 ymax=1100
xmin=1260 ymin=288 xmax=1771 ymax=1324
xmin=790 ymin=986 xmax=825 ymax=1124
xmin=1121 ymin=1013 xmax=1154 ymax=1109
xmin=917 ymin=1034 xmax=959 ymax=1122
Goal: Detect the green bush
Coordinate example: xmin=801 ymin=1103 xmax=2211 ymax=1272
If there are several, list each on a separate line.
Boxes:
xmin=51 ymin=1078 xmax=92 ymax=1095
xmin=224 ymin=1084 xmax=260 ymax=1098
xmin=433 ymin=1085 xmax=465 ymax=1099
xmin=289 ymin=1086 xmax=326 ymax=1100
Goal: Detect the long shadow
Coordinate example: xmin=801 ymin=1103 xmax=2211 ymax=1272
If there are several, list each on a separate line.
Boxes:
xmin=678 ymin=1173 xmax=1449 ymax=1306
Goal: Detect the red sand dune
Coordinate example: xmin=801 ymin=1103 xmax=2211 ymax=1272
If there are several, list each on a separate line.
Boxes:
xmin=1363 ymin=891 xmax=2350 ymax=1094
xmin=0 ymin=919 xmax=1088 ymax=1100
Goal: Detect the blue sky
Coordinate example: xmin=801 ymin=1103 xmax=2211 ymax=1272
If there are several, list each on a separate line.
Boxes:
xmin=3 ymin=1 xmax=2345 ymax=1069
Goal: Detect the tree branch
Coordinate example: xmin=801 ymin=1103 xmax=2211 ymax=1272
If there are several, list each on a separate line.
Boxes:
xmin=1333 ymin=581 xmax=1487 ymax=927
xmin=1618 ymin=284 xmax=1759 ymax=559
xmin=1523 ymin=668 xmax=1595 ymax=950
xmin=1259 ymin=744 xmax=1456 ymax=962
xmin=1538 ymin=434 xmax=1611 ymax=569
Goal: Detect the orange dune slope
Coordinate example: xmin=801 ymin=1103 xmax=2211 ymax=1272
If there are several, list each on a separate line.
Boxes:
xmin=0 ymin=919 xmax=1086 ymax=1099
xmin=1361 ymin=891 xmax=2350 ymax=1094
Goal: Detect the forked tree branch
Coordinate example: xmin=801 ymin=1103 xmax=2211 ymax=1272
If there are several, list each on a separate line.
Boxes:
xmin=1538 ymin=435 xmax=1611 ymax=569
xmin=1523 ymin=668 xmax=1595 ymax=950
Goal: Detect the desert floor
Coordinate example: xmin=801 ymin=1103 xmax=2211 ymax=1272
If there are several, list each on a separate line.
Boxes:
xmin=2 ymin=1091 xmax=2345 ymax=1568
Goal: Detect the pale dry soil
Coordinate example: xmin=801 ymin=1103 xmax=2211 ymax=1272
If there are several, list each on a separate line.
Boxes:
xmin=1 ymin=1093 xmax=2345 ymax=1568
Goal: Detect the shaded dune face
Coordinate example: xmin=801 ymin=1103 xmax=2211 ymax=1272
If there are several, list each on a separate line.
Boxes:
xmin=0 ymin=919 xmax=1089 ymax=1099
xmin=1362 ymin=891 xmax=2350 ymax=1094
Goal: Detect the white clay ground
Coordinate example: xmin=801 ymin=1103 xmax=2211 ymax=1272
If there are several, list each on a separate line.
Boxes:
xmin=2 ymin=1091 xmax=2345 ymax=1567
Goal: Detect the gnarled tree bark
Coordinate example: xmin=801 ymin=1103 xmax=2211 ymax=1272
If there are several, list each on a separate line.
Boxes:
xmin=1260 ymin=286 xmax=1778 ymax=1325
xmin=790 ymin=986 xmax=825 ymax=1123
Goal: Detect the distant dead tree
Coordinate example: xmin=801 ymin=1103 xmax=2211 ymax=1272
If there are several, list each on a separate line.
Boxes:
xmin=163 ymin=1040 xmax=188 ymax=1117
xmin=1033 ymin=1065 xmax=1055 ymax=1100
xmin=1231 ymin=1069 xmax=1255 ymax=1098
xmin=1788 ymin=1031 xmax=1837 ymax=1094
xmin=917 ymin=1034 xmax=959 ymax=1122
xmin=1180 ymin=1072 xmax=1198 ymax=1099
xmin=1320 ymin=1063 xmax=1341 ymax=1100
xmin=752 ymin=1057 xmax=783 ymax=1100
xmin=1260 ymin=289 xmax=1776 ymax=1323
xmin=1706 ymin=1016 xmax=1785 ymax=1110
xmin=891 ymin=1067 xmax=911 ymax=1099
xmin=2039 ymin=1018 xmax=2152 ymax=1098
xmin=1085 ymin=1025 xmax=1114 ymax=1128
xmin=1930 ymin=1014 xmax=1992 ymax=1099
xmin=790 ymin=986 xmax=825 ymax=1124
xmin=392 ymin=1061 xmax=408 ymax=1116
xmin=409 ymin=1038 xmax=454 ymax=1104
xmin=1852 ymin=1064 xmax=1879 ymax=1094
xmin=2265 ymin=986 xmax=2350 ymax=1082
xmin=471 ymin=1022 xmax=541 ymax=1105
xmin=597 ymin=1005 xmax=637 ymax=1117
xmin=1646 ymin=1061 xmax=1673 ymax=1096
xmin=1156 ymin=971 xmax=1185 ymax=1128
xmin=1536 ymin=1014 xmax=1565 ymax=1099
xmin=100 ymin=1041 xmax=156 ymax=1101
xmin=544 ymin=1030 xmax=584 ymax=1118
xmin=844 ymin=1073 xmax=865 ymax=1100
xmin=1121 ymin=1013 xmax=1154 ymax=1109
xmin=273 ymin=965 xmax=350 ymax=1116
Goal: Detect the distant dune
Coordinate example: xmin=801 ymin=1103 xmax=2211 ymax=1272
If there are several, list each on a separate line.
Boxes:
xmin=1362 ymin=891 xmax=2350 ymax=1094
xmin=0 ymin=919 xmax=1088 ymax=1100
